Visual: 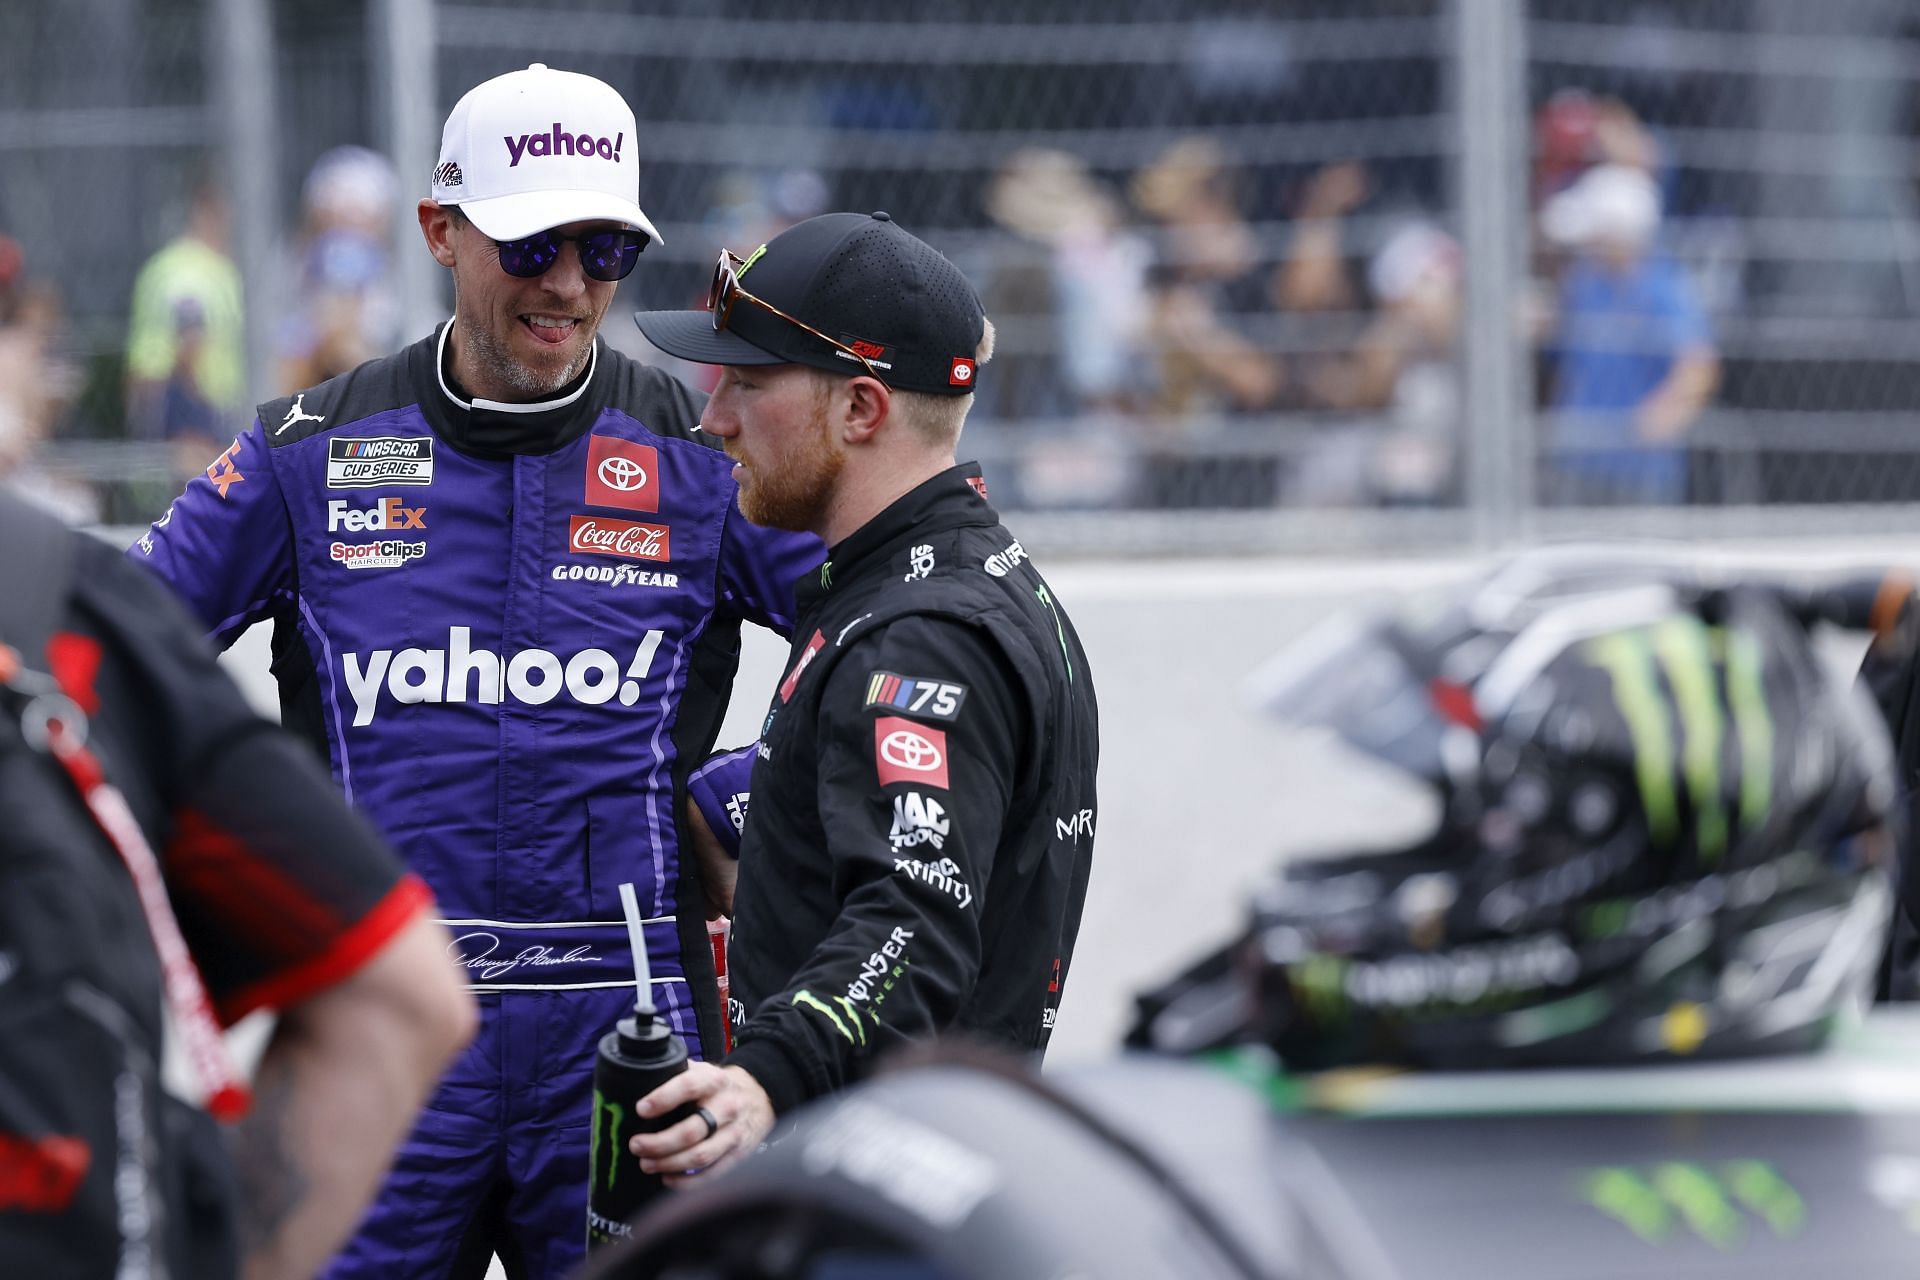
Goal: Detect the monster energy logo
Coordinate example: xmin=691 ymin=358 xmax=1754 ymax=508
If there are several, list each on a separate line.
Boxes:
xmin=820 ymin=561 xmax=834 ymax=591
xmin=1292 ymin=953 xmax=1349 ymax=1025
xmin=1035 ymin=583 xmax=1073 ymax=683
xmin=1582 ymin=1160 xmax=1806 ymax=1248
xmin=1585 ymin=616 xmax=1774 ymax=862
xmin=590 ymin=1087 xmax=625 ymax=1194
xmin=794 ymin=989 xmax=867 ymax=1046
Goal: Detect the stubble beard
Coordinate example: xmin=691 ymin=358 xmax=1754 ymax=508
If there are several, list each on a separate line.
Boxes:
xmin=458 ymin=301 xmax=595 ymax=400
xmin=732 ymin=400 xmax=844 ymax=533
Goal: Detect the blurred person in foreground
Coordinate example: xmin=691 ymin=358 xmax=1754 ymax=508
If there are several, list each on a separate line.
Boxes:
xmin=129 ymin=63 xmax=822 ymax=1279
xmin=125 ymin=172 xmax=247 ymax=470
xmin=275 ymin=145 xmax=404 ymax=392
xmin=626 ymin=211 xmax=1099 ymax=1177
xmin=1540 ymin=163 xmax=1720 ymax=505
xmin=589 ymin=554 xmax=1917 ymax=1280
xmin=0 ymin=491 xmax=472 ymax=1279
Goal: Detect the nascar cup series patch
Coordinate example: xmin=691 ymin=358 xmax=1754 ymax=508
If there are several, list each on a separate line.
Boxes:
xmin=328 ymin=437 xmax=434 ymax=488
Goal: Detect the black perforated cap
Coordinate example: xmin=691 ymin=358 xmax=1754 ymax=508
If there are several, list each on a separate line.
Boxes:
xmin=634 ymin=211 xmax=986 ymax=395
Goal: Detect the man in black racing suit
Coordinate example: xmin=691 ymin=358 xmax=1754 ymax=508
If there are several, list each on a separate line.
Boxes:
xmin=616 ymin=210 xmax=1099 ymax=1174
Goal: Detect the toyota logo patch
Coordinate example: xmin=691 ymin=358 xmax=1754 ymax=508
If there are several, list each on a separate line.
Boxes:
xmin=874 ymin=715 xmax=949 ymax=788
xmin=585 ymin=436 xmax=661 ymax=512
xmin=597 ymin=455 xmax=647 ymax=491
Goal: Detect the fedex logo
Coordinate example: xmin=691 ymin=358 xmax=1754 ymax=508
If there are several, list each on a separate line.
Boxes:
xmin=340 ymin=626 xmax=663 ymax=727
xmin=328 ymin=498 xmax=425 ymax=533
xmin=504 ymin=123 xmax=624 ymax=167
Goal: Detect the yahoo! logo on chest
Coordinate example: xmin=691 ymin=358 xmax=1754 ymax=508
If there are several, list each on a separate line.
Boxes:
xmin=504 ymin=123 xmax=624 ymax=167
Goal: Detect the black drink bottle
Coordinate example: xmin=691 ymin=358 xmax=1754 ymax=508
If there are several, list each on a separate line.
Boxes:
xmin=586 ymin=885 xmax=699 ymax=1251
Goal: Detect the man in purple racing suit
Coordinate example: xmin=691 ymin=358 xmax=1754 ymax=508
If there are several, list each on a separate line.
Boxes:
xmin=129 ymin=65 xmax=821 ymax=1279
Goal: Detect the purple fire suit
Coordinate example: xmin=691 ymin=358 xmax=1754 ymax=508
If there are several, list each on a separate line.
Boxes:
xmin=131 ymin=324 xmax=821 ymax=1278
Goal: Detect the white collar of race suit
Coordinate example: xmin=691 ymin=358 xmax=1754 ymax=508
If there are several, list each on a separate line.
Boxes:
xmin=435 ymin=317 xmax=599 ymax=415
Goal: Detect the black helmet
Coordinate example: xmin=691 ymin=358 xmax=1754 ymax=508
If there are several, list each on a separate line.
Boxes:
xmin=1135 ymin=558 xmax=1900 ymax=1070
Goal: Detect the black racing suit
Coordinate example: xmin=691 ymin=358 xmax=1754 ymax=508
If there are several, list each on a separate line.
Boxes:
xmin=724 ymin=463 xmax=1099 ymax=1114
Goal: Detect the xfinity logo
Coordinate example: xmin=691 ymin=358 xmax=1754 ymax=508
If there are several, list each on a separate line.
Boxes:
xmin=340 ymin=626 xmax=663 ymax=727
xmin=504 ymin=123 xmax=624 ymax=167
xmin=328 ymin=497 xmax=424 ymax=533
xmin=889 ymin=792 xmax=949 ymax=853
xmin=894 ymin=856 xmax=972 ymax=909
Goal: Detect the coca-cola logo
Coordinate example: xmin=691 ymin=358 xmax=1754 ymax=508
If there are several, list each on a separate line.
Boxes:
xmin=569 ymin=515 xmax=670 ymax=562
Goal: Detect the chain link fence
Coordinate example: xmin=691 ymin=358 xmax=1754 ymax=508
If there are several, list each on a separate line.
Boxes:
xmin=9 ymin=1 xmax=1920 ymax=547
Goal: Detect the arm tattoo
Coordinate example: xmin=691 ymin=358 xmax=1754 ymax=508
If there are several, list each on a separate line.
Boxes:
xmin=228 ymin=1067 xmax=308 ymax=1255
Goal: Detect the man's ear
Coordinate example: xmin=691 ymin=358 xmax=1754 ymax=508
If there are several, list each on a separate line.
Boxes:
xmin=420 ymin=200 xmax=458 ymax=268
xmin=841 ymin=377 xmax=891 ymax=446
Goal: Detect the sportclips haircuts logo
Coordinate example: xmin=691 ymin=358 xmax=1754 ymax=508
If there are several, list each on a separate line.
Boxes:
xmin=504 ymin=123 xmax=624 ymax=167
xmin=339 ymin=626 xmax=663 ymax=727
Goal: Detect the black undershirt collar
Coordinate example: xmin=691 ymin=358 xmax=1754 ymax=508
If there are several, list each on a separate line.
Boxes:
xmin=413 ymin=319 xmax=604 ymax=458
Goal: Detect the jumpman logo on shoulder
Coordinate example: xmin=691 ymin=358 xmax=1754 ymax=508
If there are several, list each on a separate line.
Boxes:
xmin=276 ymin=393 xmax=326 ymax=436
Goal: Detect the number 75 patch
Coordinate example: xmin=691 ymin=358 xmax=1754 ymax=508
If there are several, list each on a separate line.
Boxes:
xmin=864 ymin=671 xmax=968 ymax=721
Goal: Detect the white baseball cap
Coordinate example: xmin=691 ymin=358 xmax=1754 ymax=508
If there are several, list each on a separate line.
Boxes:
xmin=1540 ymin=164 xmax=1658 ymax=250
xmin=430 ymin=63 xmax=663 ymax=245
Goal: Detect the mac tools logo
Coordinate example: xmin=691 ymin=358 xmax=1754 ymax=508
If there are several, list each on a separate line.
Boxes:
xmin=569 ymin=516 xmax=669 ymax=562
xmin=889 ymin=792 xmax=949 ymax=853
xmin=874 ymin=716 xmax=949 ymax=789
xmin=328 ymin=436 xmax=434 ymax=488
xmin=584 ymin=436 xmax=660 ymax=512
xmin=503 ymin=123 xmax=624 ymax=167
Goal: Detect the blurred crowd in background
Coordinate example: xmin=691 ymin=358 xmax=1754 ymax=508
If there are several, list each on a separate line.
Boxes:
xmin=0 ymin=90 xmax=1718 ymax=520
xmin=4 ymin=0 xmax=1918 ymax=534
